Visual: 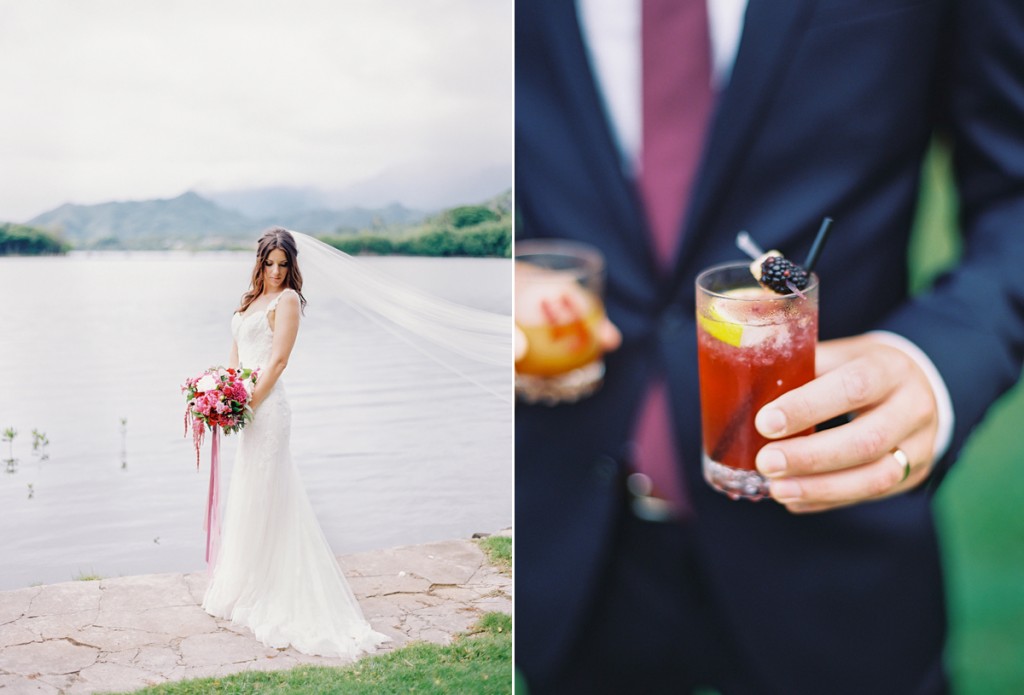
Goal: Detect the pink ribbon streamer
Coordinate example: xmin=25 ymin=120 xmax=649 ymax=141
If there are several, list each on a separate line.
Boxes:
xmin=203 ymin=428 xmax=221 ymax=572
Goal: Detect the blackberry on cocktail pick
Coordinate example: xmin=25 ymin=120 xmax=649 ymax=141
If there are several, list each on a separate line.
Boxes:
xmin=747 ymin=249 xmax=807 ymax=295
xmin=738 ymin=218 xmax=834 ymax=296
xmin=757 ymin=255 xmax=810 ymax=294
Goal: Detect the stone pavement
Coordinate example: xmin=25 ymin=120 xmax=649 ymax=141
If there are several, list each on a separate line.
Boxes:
xmin=0 ymin=531 xmax=512 ymax=694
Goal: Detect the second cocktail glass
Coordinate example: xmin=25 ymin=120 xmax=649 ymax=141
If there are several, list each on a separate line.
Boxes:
xmin=515 ymin=239 xmax=607 ymax=405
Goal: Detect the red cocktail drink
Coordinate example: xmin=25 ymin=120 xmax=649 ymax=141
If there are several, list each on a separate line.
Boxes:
xmin=696 ymin=262 xmax=818 ymax=500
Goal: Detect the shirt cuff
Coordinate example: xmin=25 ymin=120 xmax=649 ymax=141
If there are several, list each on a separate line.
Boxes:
xmin=866 ymin=330 xmax=954 ymax=463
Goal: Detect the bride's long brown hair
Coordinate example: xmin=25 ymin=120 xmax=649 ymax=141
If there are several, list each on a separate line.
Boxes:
xmin=236 ymin=228 xmax=308 ymax=315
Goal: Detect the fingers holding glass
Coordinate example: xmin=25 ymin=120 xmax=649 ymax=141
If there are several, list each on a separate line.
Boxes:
xmin=767 ymin=428 xmax=934 ymax=513
xmin=753 ymin=338 xmax=940 ymax=512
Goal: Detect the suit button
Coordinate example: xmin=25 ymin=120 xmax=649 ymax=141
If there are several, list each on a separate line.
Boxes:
xmin=593 ymin=455 xmax=617 ymax=482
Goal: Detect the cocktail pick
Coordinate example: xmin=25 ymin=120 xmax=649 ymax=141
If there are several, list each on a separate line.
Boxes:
xmin=803 ymin=217 xmax=834 ymax=272
xmin=735 ymin=230 xmax=765 ymax=260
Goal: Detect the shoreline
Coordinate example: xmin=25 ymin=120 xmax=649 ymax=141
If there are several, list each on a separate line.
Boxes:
xmin=0 ymin=527 xmax=514 ymax=593
xmin=0 ymin=530 xmax=512 ymax=694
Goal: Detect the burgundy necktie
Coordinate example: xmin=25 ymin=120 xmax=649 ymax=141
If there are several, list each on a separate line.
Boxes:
xmin=633 ymin=0 xmax=714 ymax=513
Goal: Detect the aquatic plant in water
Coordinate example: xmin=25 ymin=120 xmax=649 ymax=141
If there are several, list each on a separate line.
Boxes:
xmin=2 ymin=427 xmax=16 ymax=472
xmin=120 ymin=417 xmax=128 ymax=469
xmin=31 ymin=429 xmax=49 ymax=461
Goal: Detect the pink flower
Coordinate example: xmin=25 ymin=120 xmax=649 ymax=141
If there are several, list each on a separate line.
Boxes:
xmin=197 ymin=393 xmax=219 ymax=415
xmin=229 ymin=383 xmax=249 ymax=402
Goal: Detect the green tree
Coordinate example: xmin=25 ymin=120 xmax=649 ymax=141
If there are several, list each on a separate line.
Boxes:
xmin=0 ymin=223 xmax=70 ymax=255
xmin=319 ymin=197 xmax=512 ymax=258
xmin=448 ymin=205 xmax=500 ymax=228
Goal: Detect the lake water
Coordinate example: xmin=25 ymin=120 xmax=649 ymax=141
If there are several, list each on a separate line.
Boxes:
xmin=0 ymin=251 xmax=513 ymax=590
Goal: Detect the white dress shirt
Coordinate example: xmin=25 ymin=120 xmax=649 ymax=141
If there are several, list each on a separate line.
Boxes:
xmin=575 ymin=0 xmax=954 ymax=463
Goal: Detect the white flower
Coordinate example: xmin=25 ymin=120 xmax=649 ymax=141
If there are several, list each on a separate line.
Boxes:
xmin=196 ymin=374 xmax=219 ymax=392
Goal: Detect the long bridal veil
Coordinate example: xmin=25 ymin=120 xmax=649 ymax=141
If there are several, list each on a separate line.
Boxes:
xmin=291 ymin=231 xmax=513 ymax=401
xmin=266 ymin=230 xmax=513 ymax=549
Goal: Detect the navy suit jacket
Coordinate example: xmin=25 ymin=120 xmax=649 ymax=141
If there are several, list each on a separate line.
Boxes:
xmin=516 ymin=0 xmax=1024 ymax=691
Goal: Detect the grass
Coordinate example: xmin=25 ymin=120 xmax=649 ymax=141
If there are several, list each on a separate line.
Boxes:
xmin=74 ymin=572 xmax=103 ymax=581
xmin=125 ymin=612 xmax=512 ymax=695
xmin=910 ymin=143 xmax=1024 ymax=693
xmin=477 ymin=535 xmax=512 ymax=573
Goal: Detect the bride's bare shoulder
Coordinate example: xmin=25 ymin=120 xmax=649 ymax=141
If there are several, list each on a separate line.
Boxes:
xmin=271 ymin=289 xmax=301 ymax=315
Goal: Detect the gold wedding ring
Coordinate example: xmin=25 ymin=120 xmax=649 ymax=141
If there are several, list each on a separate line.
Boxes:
xmin=891 ymin=447 xmax=911 ymax=483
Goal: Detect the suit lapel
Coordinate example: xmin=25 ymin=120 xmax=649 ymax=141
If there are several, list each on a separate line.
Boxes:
xmin=672 ymin=0 xmax=818 ymax=288
xmin=541 ymin=1 xmax=654 ymax=271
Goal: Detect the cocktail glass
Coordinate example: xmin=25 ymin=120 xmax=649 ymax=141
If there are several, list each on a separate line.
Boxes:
xmin=695 ymin=262 xmax=819 ymax=501
xmin=515 ymin=240 xmax=607 ymax=405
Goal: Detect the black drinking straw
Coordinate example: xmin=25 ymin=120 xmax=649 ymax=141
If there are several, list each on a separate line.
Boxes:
xmin=803 ymin=217 xmax=834 ymax=272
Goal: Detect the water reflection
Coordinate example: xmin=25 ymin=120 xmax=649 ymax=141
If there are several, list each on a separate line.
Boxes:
xmin=0 ymin=251 xmax=512 ymax=589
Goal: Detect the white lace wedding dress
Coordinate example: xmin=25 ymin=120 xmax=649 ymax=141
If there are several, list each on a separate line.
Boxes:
xmin=202 ymin=289 xmax=390 ymax=658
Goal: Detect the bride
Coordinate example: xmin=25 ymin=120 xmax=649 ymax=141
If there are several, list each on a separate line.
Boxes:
xmin=201 ymin=227 xmax=390 ymax=657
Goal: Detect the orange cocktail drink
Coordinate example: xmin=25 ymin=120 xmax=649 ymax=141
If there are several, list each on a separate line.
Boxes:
xmin=515 ymin=240 xmax=606 ymax=404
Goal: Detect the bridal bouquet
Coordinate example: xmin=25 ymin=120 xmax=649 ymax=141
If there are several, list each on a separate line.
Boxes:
xmin=183 ymin=365 xmax=259 ymax=569
xmin=182 ymin=366 xmax=259 ymax=466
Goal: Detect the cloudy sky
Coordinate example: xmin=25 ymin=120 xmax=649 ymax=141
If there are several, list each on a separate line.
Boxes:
xmin=0 ymin=0 xmax=513 ymax=221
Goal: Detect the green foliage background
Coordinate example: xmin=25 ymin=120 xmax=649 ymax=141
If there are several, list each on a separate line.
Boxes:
xmin=320 ymin=202 xmax=512 ymax=258
xmin=912 ymin=144 xmax=1024 ymax=694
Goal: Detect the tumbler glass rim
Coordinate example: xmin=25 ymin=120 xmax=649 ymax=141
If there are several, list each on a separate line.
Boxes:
xmin=695 ymin=260 xmax=819 ymax=301
xmin=515 ymin=238 xmax=604 ymax=280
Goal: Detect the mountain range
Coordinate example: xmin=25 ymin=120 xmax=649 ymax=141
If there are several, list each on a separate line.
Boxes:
xmin=26 ymin=191 xmax=432 ymax=249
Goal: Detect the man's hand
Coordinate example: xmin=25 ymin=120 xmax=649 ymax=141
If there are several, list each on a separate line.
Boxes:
xmin=514 ymin=262 xmax=621 ymax=362
xmin=514 ymin=321 xmax=620 ymax=361
xmin=755 ymin=335 xmax=939 ymax=513
xmin=509 ymin=313 xmax=614 ymax=362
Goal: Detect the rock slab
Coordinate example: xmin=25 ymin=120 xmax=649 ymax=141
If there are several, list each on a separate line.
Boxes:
xmin=0 ymin=534 xmax=512 ymax=694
